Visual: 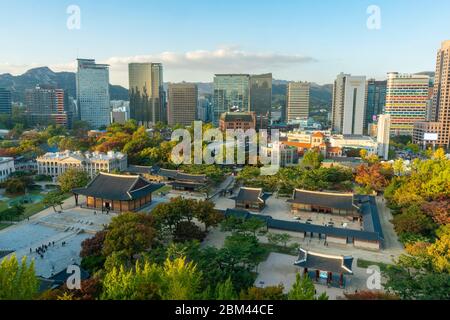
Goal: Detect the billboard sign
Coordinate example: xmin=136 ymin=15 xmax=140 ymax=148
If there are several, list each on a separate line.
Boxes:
xmin=424 ymin=133 xmax=438 ymax=141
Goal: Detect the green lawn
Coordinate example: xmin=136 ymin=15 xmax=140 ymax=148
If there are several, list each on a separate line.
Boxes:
xmin=0 ymin=223 xmax=12 ymax=231
xmin=357 ymin=259 xmax=392 ymax=272
xmin=155 ymin=185 xmax=172 ymax=194
xmin=22 ymin=202 xmax=47 ymax=219
xmin=0 ymin=201 xmax=8 ymax=212
xmin=21 ymin=192 xmax=73 ymax=219
xmin=260 ymin=243 xmax=298 ymax=258
xmin=0 ymin=192 xmax=73 ymax=222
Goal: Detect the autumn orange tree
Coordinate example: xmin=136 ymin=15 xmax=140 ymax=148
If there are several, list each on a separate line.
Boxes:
xmin=355 ymin=162 xmax=393 ymax=194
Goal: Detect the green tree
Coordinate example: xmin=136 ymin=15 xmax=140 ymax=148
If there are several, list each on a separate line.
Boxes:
xmin=58 ymin=169 xmax=90 ymax=193
xmin=101 ymin=260 xmax=161 ymax=300
xmin=152 ymin=201 xmax=184 ymax=233
xmin=43 ymin=191 xmax=65 ymax=212
xmin=240 ymin=285 xmax=286 ymax=300
xmin=122 ymin=126 xmax=153 ymax=164
xmin=223 ymin=233 xmax=267 ymax=271
xmin=4 ymin=178 xmax=27 ymax=195
xmin=0 ymin=255 xmax=39 ymax=300
xmin=268 ymin=233 xmax=292 ymax=248
xmin=392 ymin=205 xmax=436 ymax=237
xmin=302 ymin=150 xmax=324 ymax=169
xmin=288 ymin=273 xmax=328 ymax=300
xmin=101 ymin=257 xmax=202 ymax=300
xmin=11 ymin=203 xmax=25 ymax=221
xmin=384 ymin=253 xmax=450 ymax=300
xmin=103 ymin=212 xmax=157 ymax=259
xmin=160 ymin=257 xmax=202 ymax=300
xmin=406 ymin=142 xmax=420 ymax=154
xmin=240 ymin=218 xmax=267 ymax=236
xmin=194 ymin=200 xmax=223 ymax=232
xmin=393 ymin=159 xmax=406 ymax=176
xmin=173 ymin=221 xmax=206 ymax=243
xmin=215 ymin=277 xmax=237 ymax=300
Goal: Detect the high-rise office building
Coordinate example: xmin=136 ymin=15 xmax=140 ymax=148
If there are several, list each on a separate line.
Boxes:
xmin=76 ymin=59 xmax=111 ymax=129
xmin=213 ymin=74 xmax=250 ymax=124
xmin=332 ymin=73 xmax=366 ymax=135
xmin=167 ymin=83 xmax=198 ymax=126
xmin=129 ymin=63 xmax=165 ymax=127
xmin=365 ymin=79 xmax=387 ymax=134
xmin=413 ymin=41 xmax=450 ymax=148
xmin=0 ymin=88 xmax=12 ymax=115
xmin=197 ymin=96 xmax=212 ymax=123
xmin=25 ymin=85 xmax=68 ymax=127
xmin=433 ymin=41 xmax=450 ymax=148
xmin=286 ymin=82 xmax=310 ymax=122
xmin=385 ymin=72 xmax=429 ymax=136
xmin=250 ymin=73 xmax=272 ymax=117
xmin=377 ymin=114 xmax=391 ymax=160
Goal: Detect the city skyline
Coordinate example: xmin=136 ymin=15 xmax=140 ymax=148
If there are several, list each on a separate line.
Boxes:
xmin=1 ymin=0 xmax=449 ymax=87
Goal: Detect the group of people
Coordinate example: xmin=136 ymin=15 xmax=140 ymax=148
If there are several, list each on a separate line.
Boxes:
xmin=29 ymin=241 xmax=64 ymax=259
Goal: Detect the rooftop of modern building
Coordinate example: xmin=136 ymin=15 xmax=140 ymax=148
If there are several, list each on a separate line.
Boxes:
xmin=220 ymin=112 xmax=255 ymax=122
xmin=0 ymin=157 xmax=14 ymax=163
xmin=330 ymin=135 xmax=377 ymax=143
xmin=323 ymin=157 xmax=363 ymax=163
xmin=441 ymin=40 xmax=450 ymax=49
xmin=77 ymin=58 xmax=109 ymax=68
xmin=214 ymin=73 xmax=251 ymax=77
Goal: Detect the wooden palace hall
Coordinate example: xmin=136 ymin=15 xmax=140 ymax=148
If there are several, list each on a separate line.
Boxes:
xmin=295 ymin=248 xmax=354 ymax=288
xmin=72 ymin=172 xmax=163 ymax=212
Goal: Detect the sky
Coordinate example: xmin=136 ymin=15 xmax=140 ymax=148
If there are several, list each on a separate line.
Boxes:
xmin=0 ymin=0 xmax=449 ymax=87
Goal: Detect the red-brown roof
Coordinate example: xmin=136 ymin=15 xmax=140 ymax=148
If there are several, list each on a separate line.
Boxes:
xmin=312 ymin=132 xmax=325 ymax=138
xmin=283 ymin=141 xmax=311 ymax=149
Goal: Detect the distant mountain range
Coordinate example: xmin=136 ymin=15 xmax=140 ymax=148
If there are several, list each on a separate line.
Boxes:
xmin=0 ymin=67 xmax=129 ymax=102
xmin=0 ymin=67 xmax=335 ymax=111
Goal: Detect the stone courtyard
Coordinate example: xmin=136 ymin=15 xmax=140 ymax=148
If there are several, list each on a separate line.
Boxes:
xmin=0 ymin=199 xmax=116 ymax=278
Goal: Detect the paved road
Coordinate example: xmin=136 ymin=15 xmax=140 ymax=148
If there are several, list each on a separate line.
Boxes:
xmin=208 ymin=175 xmax=235 ymax=200
xmin=375 ymin=196 xmax=404 ymax=253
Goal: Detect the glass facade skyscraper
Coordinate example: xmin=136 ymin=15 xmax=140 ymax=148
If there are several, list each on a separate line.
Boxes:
xmin=250 ymin=73 xmax=272 ymax=117
xmin=76 ymin=59 xmax=111 ymax=129
xmin=213 ymin=74 xmax=250 ymax=124
xmin=129 ymin=63 xmax=165 ymax=127
xmin=0 ymin=88 xmax=12 ymax=115
xmin=365 ymin=79 xmax=387 ymax=133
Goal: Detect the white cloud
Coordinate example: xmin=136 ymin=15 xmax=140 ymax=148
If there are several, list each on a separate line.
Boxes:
xmin=0 ymin=47 xmax=316 ymax=87
xmin=105 ymin=47 xmax=316 ymax=86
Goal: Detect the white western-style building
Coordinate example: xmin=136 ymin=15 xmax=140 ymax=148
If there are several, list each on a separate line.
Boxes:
xmin=0 ymin=157 xmax=15 ymax=182
xmin=37 ymin=151 xmax=127 ymax=178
